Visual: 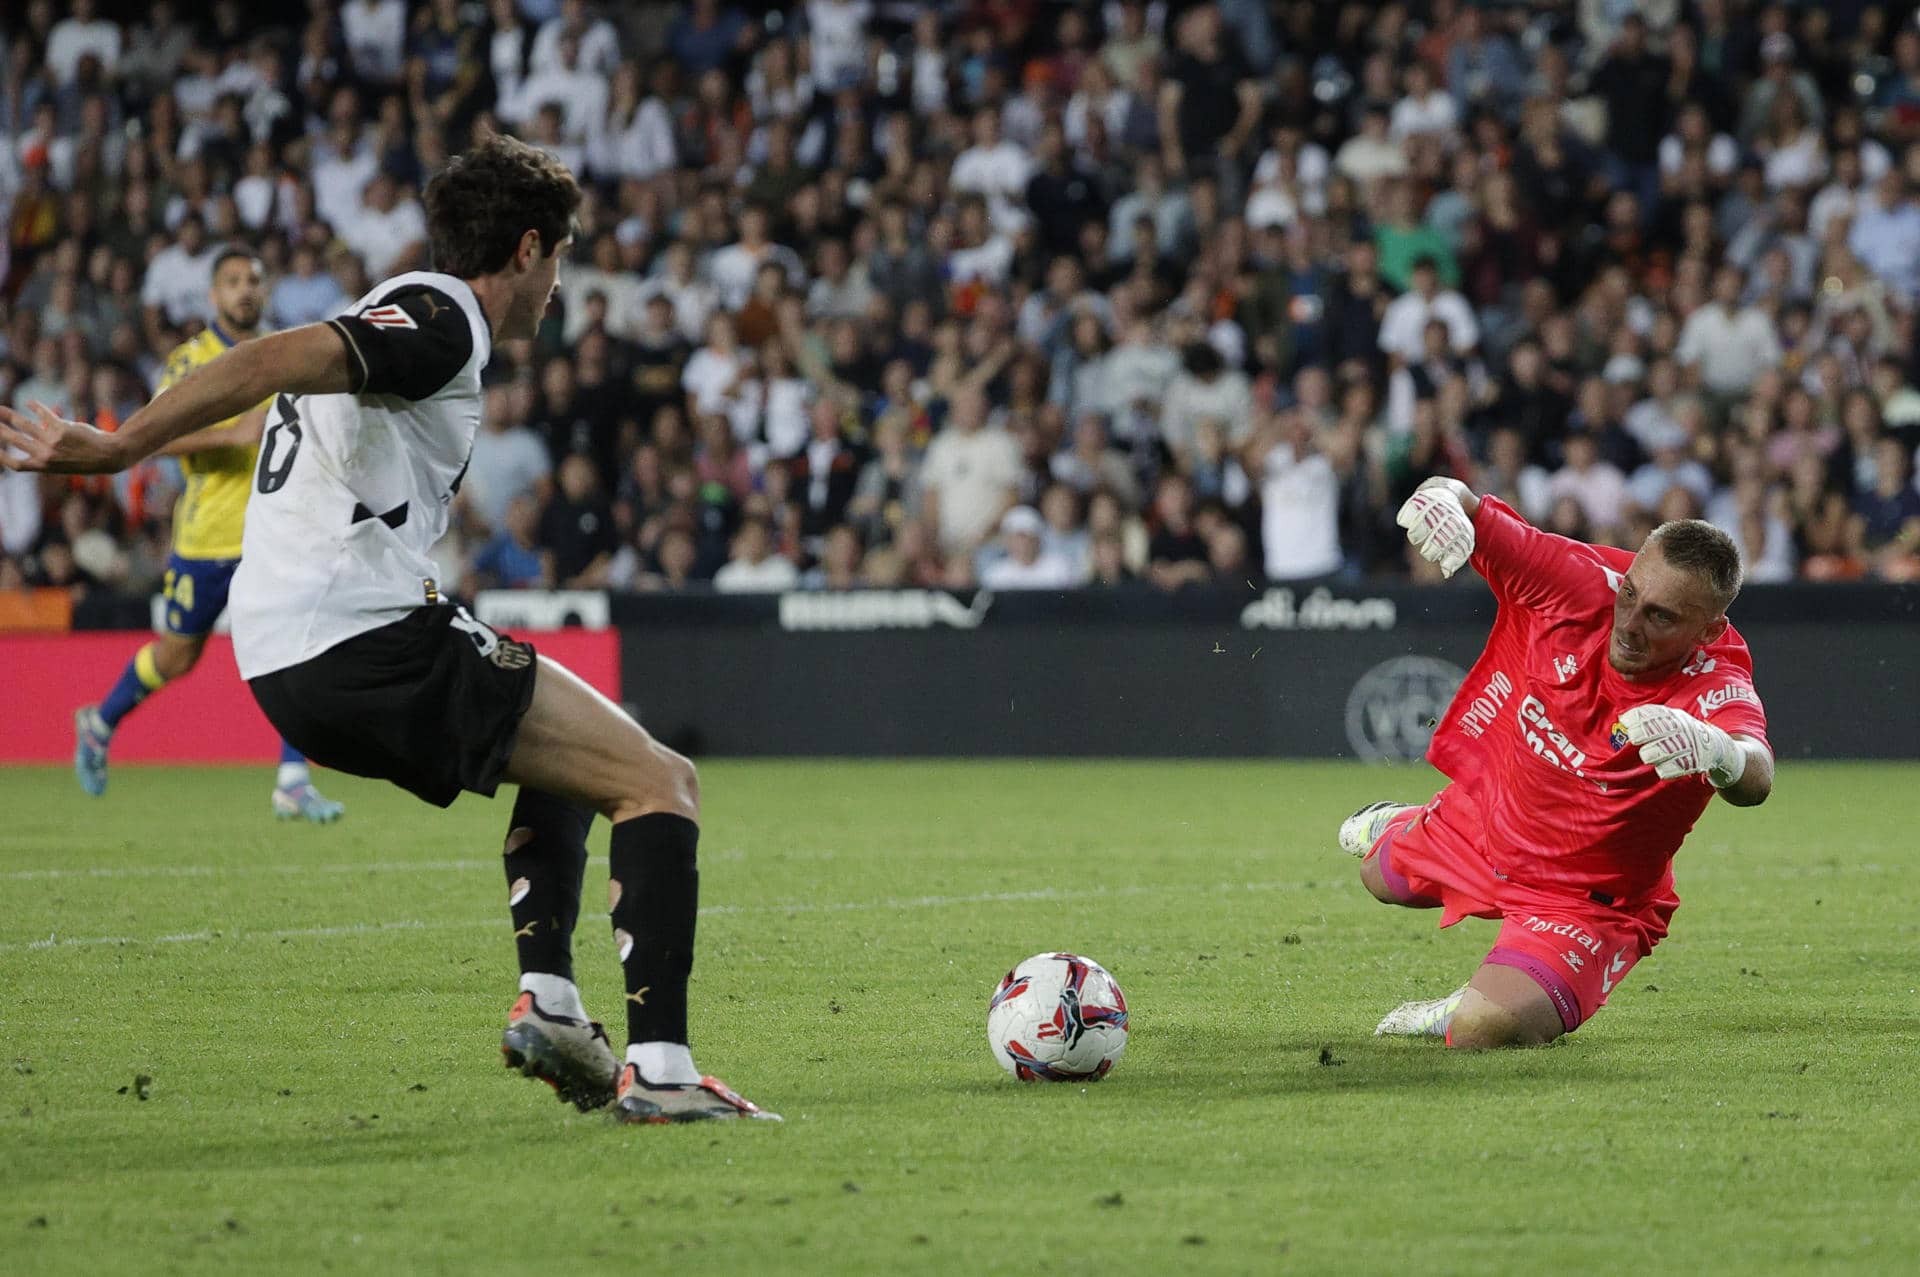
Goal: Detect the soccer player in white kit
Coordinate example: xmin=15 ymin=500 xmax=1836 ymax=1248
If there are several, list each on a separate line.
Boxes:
xmin=0 ymin=136 xmax=776 ymax=1124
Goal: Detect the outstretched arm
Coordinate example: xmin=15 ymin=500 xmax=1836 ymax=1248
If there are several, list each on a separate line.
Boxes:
xmin=1620 ymin=706 xmax=1774 ymax=807
xmin=1396 ymin=475 xmax=1481 ymax=576
xmin=0 ymin=325 xmax=355 ymax=474
xmin=155 ymin=404 xmax=271 ymax=457
xmin=1718 ymin=736 xmax=1775 ymax=807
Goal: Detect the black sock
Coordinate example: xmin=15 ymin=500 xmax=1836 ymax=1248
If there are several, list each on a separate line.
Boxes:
xmin=503 ymin=788 xmax=592 ymax=982
xmin=608 ymin=812 xmax=699 ymax=1045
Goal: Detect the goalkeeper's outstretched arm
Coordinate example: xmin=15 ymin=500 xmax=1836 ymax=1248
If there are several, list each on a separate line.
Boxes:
xmin=1621 ymin=705 xmax=1774 ymax=807
xmin=1396 ymin=476 xmax=1481 ymax=577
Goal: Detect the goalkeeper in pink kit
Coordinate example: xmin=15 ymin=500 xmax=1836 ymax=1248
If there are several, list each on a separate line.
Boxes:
xmin=1341 ymin=477 xmax=1775 ymax=1049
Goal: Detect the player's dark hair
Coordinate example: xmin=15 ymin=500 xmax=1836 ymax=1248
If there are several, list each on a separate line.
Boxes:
xmin=210 ymin=245 xmax=261 ymax=277
xmin=423 ymin=133 xmax=582 ymax=279
xmin=1647 ymin=519 xmax=1743 ymax=612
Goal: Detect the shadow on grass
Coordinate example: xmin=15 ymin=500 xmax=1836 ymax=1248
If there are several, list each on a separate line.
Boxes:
xmin=946 ymin=1031 xmax=1651 ymax=1103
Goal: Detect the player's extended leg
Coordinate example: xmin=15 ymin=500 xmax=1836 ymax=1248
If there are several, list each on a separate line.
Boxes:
xmin=502 ymin=656 xmax=777 ymax=1123
xmin=497 ymin=787 xmax=618 ymax=1110
xmin=76 ymin=632 xmax=208 ymax=796
xmin=1443 ymin=964 xmax=1567 ymax=1050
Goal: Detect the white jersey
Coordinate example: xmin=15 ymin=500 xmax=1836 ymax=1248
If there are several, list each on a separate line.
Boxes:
xmin=231 ymin=271 xmax=493 ymax=678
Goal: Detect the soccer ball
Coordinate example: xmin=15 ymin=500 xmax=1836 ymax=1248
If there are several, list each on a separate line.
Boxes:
xmin=987 ymin=952 xmax=1130 ymax=1081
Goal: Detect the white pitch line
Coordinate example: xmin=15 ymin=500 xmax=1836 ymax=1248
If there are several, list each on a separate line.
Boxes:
xmin=0 ymin=858 xmax=497 ymax=882
xmin=0 ymin=879 xmax=1301 ymax=955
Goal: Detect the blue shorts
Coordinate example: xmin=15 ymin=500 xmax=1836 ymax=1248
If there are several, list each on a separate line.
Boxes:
xmin=161 ymin=554 xmax=240 ymax=637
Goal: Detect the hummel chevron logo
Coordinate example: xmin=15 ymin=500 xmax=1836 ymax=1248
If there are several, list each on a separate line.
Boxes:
xmin=1599 ymin=950 xmax=1629 ymax=994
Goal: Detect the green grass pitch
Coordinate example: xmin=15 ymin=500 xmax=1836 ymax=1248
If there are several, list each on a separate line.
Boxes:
xmin=3 ymin=760 xmax=1917 ymax=1275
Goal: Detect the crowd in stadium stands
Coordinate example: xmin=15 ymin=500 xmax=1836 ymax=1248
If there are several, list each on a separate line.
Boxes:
xmin=5 ymin=0 xmax=1920 ymax=602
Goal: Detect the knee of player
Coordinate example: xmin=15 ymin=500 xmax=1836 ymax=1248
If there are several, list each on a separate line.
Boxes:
xmin=638 ymin=746 xmax=698 ymax=819
xmin=667 ymin=750 xmax=700 ymax=815
xmin=155 ymin=644 xmax=200 ymax=679
xmin=1446 ymin=1005 xmax=1556 ymax=1051
xmin=1358 ymin=856 xmax=1397 ymax=904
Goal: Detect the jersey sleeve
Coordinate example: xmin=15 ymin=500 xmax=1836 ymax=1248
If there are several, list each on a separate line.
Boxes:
xmin=1470 ymin=495 xmax=1620 ymax=614
xmin=326 ymin=285 xmax=474 ymax=401
xmin=1675 ymin=672 xmax=1771 ymax=752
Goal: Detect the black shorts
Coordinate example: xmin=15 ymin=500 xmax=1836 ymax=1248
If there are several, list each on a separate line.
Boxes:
xmin=249 ymin=605 xmax=538 ymax=808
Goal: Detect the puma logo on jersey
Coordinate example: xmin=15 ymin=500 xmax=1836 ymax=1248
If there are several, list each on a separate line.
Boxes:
xmin=361 ymin=303 xmax=418 ymax=329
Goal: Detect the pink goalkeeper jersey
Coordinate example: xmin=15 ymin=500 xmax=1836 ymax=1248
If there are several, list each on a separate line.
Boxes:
xmin=1426 ymin=497 xmax=1771 ymax=904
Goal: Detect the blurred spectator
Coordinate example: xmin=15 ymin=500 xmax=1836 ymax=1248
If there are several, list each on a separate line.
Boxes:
xmin=713 ymin=516 xmax=798 ymax=593
xmin=470 ymin=495 xmax=552 ymax=590
xmin=342 ymin=0 xmax=408 ymax=88
xmin=1145 ymin=472 xmax=1209 ymax=591
xmin=921 ymin=386 xmax=1021 ymax=557
xmin=1050 ymin=410 xmax=1140 ymax=509
xmin=337 ymin=170 xmax=427 ymax=279
xmin=46 ymin=0 xmax=120 ymax=87
xmin=1379 ymin=254 xmax=1478 ymax=365
xmin=540 ymin=454 xmax=618 ymax=588
xmin=1160 ymin=342 xmax=1251 ymax=458
xmin=1857 ymin=436 xmax=1920 ymax=559
xmin=1678 ymin=264 xmax=1783 ymax=397
xmin=140 ymin=215 xmax=215 ymax=330
xmin=1549 ymin=431 xmax=1628 ymax=538
xmin=531 ymin=0 xmax=621 ymax=80
xmin=708 ymin=204 xmax=802 ymax=311
xmin=1257 ymin=413 xmax=1343 ymax=582
xmin=466 ymin=384 xmax=554 ymax=535
xmin=790 ymin=395 xmax=863 ymax=537
xmin=980 ymin=505 xmax=1077 ymax=591
xmin=1849 ymin=171 xmax=1920 ymax=306
xmin=802 ymin=523 xmax=864 ymax=591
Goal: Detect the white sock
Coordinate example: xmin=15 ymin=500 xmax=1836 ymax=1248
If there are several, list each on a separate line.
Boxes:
xmin=519 ymin=972 xmax=587 ymax=1022
xmin=627 ymin=1041 xmax=699 ymax=1085
xmin=276 ymin=762 xmax=310 ymax=790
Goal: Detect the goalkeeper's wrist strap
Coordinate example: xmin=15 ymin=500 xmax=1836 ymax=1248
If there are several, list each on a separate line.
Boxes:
xmin=1707 ymin=737 xmax=1748 ymax=789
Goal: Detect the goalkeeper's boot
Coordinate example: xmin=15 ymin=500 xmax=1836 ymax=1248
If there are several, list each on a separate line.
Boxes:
xmin=501 ymin=991 xmax=619 ymax=1111
xmin=273 ymin=781 xmax=345 ymax=823
xmin=1375 ymin=986 xmax=1468 ymax=1038
xmin=1337 ymin=800 xmax=1416 ymax=858
xmin=612 ymin=1065 xmax=782 ymax=1125
xmin=74 ymin=707 xmax=111 ymax=797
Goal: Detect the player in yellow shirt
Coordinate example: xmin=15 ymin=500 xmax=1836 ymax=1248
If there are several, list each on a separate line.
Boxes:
xmin=74 ymin=247 xmax=344 ymax=822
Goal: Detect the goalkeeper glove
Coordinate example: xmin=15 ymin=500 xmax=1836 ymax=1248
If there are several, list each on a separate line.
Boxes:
xmin=1395 ymin=482 xmax=1476 ymax=577
xmin=1618 ymin=704 xmax=1748 ymax=788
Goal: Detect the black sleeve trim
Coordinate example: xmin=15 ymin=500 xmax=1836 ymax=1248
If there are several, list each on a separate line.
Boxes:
xmin=328 ymin=285 xmax=474 ymax=401
xmin=326 ymin=318 xmax=371 ymax=393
